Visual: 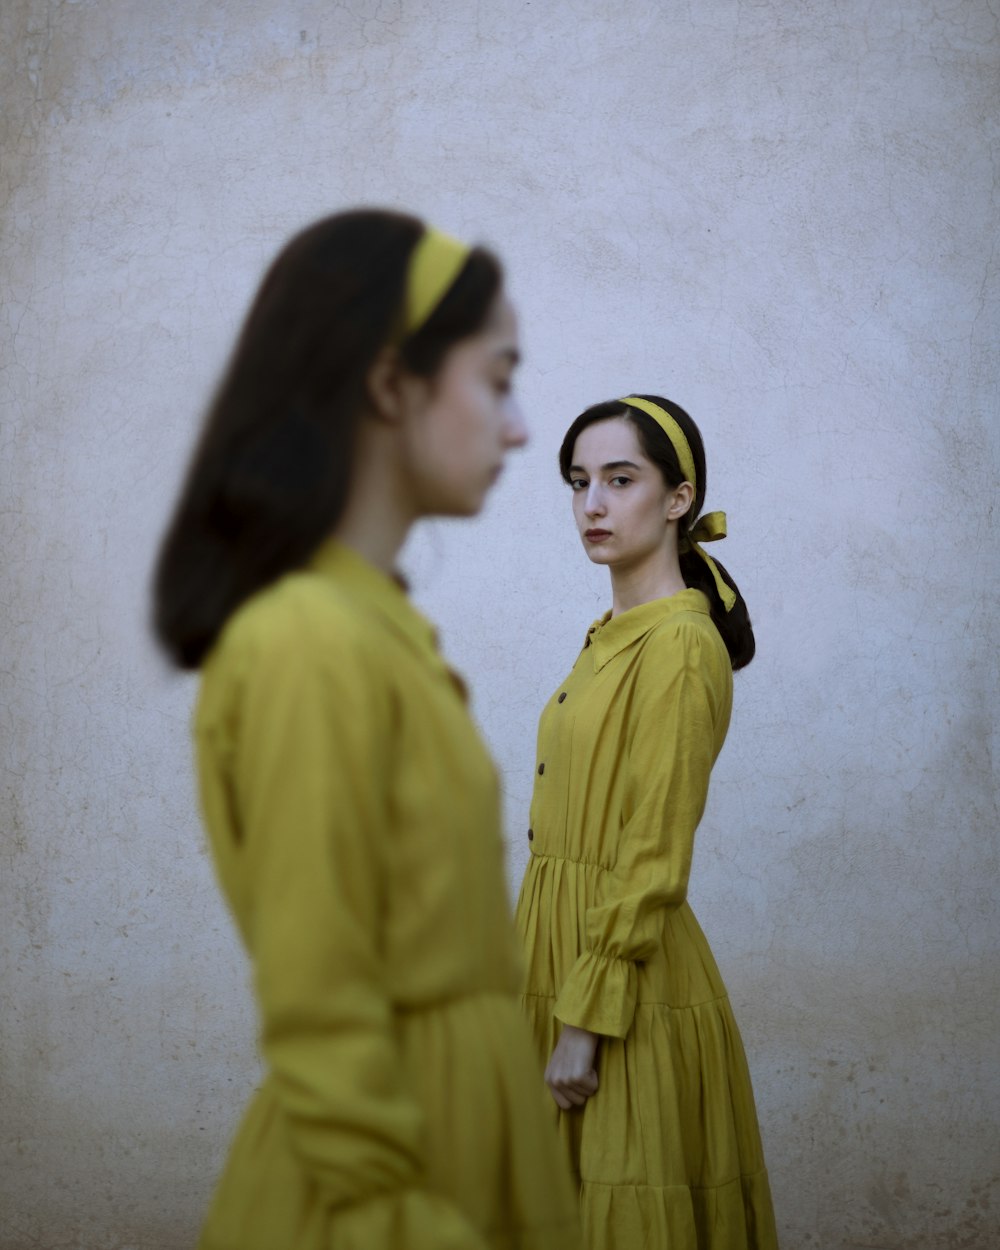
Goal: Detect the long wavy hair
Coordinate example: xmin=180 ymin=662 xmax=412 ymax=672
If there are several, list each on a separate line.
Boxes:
xmin=153 ymin=208 xmax=502 ymax=670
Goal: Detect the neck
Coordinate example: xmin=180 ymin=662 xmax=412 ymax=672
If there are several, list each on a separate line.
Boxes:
xmin=332 ymin=421 xmax=416 ymax=575
xmin=608 ymin=544 xmax=687 ymax=616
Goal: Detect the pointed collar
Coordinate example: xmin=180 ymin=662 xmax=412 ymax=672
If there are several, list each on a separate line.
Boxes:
xmin=583 ymin=588 xmax=710 ymax=672
xmin=308 ymin=538 xmax=441 ymax=664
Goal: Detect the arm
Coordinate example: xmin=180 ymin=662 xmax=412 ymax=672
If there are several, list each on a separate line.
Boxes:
xmin=232 ymin=608 xmax=487 ymax=1248
xmin=553 ymin=624 xmax=724 ymax=1041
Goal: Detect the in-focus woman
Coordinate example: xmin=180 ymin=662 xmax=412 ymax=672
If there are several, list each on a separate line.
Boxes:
xmin=153 ymin=209 xmax=580 ymax=1250
xmin=515 ymin=396 xmax=777 ymax=1249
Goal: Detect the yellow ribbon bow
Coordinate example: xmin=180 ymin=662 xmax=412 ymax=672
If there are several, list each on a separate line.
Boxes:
xmin=679 ymin=510 xmax=736 ymax=612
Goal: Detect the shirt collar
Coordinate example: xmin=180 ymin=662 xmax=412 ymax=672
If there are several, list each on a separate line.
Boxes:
xmin=308 ymin=537 xmax=441 ymax=664
xmin=583 ymin=588 xmax=710 ymax=672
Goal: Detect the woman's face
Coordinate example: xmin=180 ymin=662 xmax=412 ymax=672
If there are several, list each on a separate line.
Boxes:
xmin=568 ymin=417 xmax=687 ymax=568
xmin=401 ymin=295 xmax=526 ymax=517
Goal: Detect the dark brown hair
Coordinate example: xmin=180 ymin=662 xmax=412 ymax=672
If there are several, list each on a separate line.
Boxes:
xmin=153 ymin=208 xmax=502 ymax=669
xmin=559 ymin=395 xmax=755 ymax=670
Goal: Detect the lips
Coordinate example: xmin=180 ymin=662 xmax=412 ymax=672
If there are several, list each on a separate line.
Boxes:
xmin=585 ymin=529 xmax=612 ymax=542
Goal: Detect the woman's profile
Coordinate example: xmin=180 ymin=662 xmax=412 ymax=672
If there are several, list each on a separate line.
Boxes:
xmin=516 ymin=395 xmax=778 ymax=1248
xmin=153 ymin=209 xmax=579 ymax=1250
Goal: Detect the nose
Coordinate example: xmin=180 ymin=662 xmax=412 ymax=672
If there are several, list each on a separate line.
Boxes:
xmin=503 ymin=399 xmax=529 ymax=450
xmin=585 ymin=482 xmax=606 ymax=517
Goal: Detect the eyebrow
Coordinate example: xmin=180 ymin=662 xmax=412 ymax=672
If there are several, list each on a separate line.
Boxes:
xmin=568 ymin=459 xmax=643 ymax=473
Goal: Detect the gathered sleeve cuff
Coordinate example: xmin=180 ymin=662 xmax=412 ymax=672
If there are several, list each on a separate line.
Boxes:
xmin=553 ymin=950 xmax=637 ymax=1039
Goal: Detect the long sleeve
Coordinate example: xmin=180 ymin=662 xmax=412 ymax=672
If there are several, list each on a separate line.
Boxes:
xmin=553 ymin=624 xmax=726 ymax=1040
xmin=227 ymin=609 xmax=488 ymax=1249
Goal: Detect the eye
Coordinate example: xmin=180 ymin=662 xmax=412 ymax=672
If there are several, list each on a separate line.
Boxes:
xmin=610 ymin=475 xmax=632 ymax=487
xmin=569 ymin=477 xmax=588 ymax=491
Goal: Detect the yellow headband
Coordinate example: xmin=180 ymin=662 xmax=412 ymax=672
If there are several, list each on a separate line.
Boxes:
xmin=620 ymin=395 xmax=697 ymax=487
xmin=619 ymin=395 xmax=737 ymax=613
xmin=404 ymin=226 xmax=471 ymax=335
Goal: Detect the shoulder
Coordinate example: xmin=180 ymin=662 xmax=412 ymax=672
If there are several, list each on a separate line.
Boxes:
xmin=642 ymin=602 xmax=728 ymax=675
xmin=228 ymin=569 xmax=370 ymax=654
xmin=632 ymin=604 xmax=733 ymax=722
xmin=628 ymin=609 xmax=732 ymax=733
xmin=197 ymin=570 xmax=400 ymax=752
xmin=204 ymin=568 xmax=384 ymax=701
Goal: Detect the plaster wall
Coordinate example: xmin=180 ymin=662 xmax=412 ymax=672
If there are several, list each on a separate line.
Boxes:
xmin=1 ymin=2 xmax=997 ymax=1247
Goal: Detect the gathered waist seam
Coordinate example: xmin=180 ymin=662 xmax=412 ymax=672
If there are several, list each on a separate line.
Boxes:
xmin=394 ymin=988 xmax=515 ymax=1015
xmin=528 ymin=848 xmax=612 ymax=873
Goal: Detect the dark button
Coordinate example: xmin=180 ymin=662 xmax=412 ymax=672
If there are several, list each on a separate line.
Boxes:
xmin=557 ymin=692 xmax=567 ymax=703
xmin=537 ymin=763 xmax=545 ymax=775
xmin=527 ymin=829 xmax=534 ymax=841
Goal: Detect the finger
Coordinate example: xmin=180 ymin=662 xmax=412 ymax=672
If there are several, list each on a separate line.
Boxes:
xmin=547 ymin=1074 xmax=587 ymax=1104
xmin=550 ymin=1080 xmax=592 ymax=1107
xmin=548 ymin=1086 xmax=574 ymax=1111
xmin=578 ymin=1069 xmax=600 ymax=1094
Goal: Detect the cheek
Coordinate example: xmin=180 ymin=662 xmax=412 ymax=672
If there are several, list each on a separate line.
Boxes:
xmin=425 ymin=395 xmax=472 ymax=456
xmin=442 ymin=381 xmax=491 ymax=447
xmin=638 ymin=493 xmax=668 ymax=532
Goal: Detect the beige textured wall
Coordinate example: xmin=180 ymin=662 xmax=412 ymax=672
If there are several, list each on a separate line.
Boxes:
xmin=2 ymin=2 xmax=998 ymax=1247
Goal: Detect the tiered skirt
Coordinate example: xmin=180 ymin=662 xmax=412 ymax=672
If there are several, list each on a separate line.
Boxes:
xmin=517 ymin=850 xmax=779 ymax=1250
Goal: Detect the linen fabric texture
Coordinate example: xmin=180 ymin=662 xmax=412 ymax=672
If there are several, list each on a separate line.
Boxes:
xmin=194 ymin=540 xmax=580 ymax=1250
xmin=515 ymin=590 xmax=778 ymax=1249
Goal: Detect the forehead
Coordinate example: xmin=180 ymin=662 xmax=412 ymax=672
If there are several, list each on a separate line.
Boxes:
xmin=442 ymin=294 xmax=519 ymax=373
xmin=464 ymin=292 xmax=517 ymax=352
xmin=451 ymin=294 xmax=518 ymax=365
xmin=571 ymin=416 xmax=647 ymax=466
xmin=484 ymin=293 xmax=517 ymax=339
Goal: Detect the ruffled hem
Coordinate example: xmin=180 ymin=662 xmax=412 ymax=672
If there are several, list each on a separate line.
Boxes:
xmin=580 ymin=1172 xmax=778 ymax=1250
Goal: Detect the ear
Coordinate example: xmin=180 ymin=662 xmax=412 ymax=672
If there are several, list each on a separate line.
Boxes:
xmin=366 ymin=346 xmax=429 ymax=424
xmin=667 ymin=481 xmax=695 ymax=522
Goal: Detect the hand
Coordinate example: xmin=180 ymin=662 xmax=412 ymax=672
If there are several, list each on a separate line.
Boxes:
xmin=544 ymin=1024 xmax=600 ymax=1110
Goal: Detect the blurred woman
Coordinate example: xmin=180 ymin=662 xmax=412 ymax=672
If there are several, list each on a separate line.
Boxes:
xmin=154 ymin=209 xmax=579 ymax=1250
xmin=515 ymin=396 xmax=777 ymax=1249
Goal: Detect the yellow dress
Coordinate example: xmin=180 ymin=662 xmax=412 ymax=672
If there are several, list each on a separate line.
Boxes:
xmin=515 ymin=590 xmax=778 ymax=1249
xmin=194 ymin=540 xmax=580 ymax=1250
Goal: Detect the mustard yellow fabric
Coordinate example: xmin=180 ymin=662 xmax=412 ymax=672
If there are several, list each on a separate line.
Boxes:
xmin=515 ymin=590 xmax=778 ymax=1248
xmin=194 ymin=540 xmax=580 ymax=1250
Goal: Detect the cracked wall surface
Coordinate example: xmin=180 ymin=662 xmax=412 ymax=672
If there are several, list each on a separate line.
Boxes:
xmin=1 ymin=1 xmax=998 ymax=1247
